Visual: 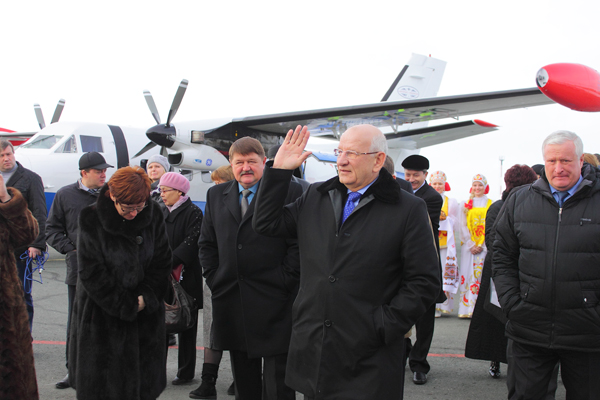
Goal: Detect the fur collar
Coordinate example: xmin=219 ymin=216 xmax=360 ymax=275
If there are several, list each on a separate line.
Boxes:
xmin=95 ymin=184 xmax=154 ymax=235
xmin=316 ymin=168 xmax=401 ymax=204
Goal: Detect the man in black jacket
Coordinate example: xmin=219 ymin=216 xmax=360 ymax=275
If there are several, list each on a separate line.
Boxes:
xmin=198 ymin=137 xmax=302 ymax=400
xmin=0 ymin=140 xmax=46 ymax=332
xmin=493 ymin=130 xmax=600 ymax=399
xmin=401 ymin=154 xmax=444 ymax=385
xmin=253 ymin=125 xmax=440 ymax=400
xmin=46 ymin=152 xmax=113 ymax=389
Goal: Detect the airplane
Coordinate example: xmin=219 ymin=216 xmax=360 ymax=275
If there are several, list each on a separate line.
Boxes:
xmin=16 ymin=54 xmax=591 ymax=213
xmin=0 ymin=99 xmax=66 ymax=147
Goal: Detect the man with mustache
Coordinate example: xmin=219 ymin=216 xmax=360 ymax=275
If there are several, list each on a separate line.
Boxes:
xmin=197 ymin=137 xmax=303 ymax=400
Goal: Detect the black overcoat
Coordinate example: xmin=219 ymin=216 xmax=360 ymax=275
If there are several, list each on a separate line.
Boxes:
xmin=162 ymin=198 xmax=203 ymax=303
xmin=68 ymin=185 xmax=172 ymax=400
xmin=464 ymin=197 xmax=508 ymax=363
xmin=415 ymin=182 xmax=446 ymax=303
xmin=199 ymin=178 xmax=303 ymax=357
xmin=253 ymin=166 xmax=440 ymax=399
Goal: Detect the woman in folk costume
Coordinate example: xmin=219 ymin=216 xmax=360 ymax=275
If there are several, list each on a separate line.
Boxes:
xmin=429 ymin=171 xmax=459 ymax=317
xmin=457 ymin=174 xmax=492 ymax=318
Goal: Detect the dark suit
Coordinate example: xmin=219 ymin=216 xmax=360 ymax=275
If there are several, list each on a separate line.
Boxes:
xmin=408 ymin=182 xmax=444 ymax=374
xmin=199 ymin=178 xmax=302 ymax=400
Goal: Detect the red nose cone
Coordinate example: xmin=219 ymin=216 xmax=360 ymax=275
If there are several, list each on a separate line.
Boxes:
xmin=536 ymin=63 xmax=600 ymax=112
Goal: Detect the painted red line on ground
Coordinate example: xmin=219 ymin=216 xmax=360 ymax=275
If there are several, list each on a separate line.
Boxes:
xmin=429 ymin=353 xmax=465 ymax=358
xmin=33 ymin=341 xmax=463 ymax=358
xmin=33 ymin=341 xmax=206 ymax=351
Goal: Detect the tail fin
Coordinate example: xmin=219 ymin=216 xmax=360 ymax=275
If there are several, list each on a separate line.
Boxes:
xmin=381 ymin=54 xmax=446 ymax=102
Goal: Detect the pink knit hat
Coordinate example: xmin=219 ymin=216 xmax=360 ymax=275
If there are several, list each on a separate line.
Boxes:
xmin=159 ymin=172 xmax=190 ymax=195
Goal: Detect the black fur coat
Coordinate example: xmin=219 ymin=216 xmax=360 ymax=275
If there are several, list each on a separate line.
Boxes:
xmin=68 ymin=185 xmax=172 ymax=400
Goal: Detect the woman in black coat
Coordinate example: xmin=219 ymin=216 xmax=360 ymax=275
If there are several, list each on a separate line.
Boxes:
xmin=158 ymin=172 xmax=203 ymax=385
xmin=68 ymin=166 xmax=172 ymax=400
xmin=465 ymin=164 xmax=537 ymax=378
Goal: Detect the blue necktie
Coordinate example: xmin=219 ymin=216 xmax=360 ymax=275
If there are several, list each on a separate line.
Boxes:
xmin=342 ymin=192 xmax=361 ymax=223
xmin=557 ymin=191 xmax=568 ymax=207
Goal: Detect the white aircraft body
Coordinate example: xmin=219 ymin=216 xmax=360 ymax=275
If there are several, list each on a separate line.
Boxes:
xmin=14 ymin=54 xmax=553 ymax=211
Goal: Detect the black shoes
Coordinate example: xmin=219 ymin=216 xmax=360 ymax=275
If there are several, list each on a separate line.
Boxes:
xmin=55 ymin=374 xmax=70 ymax=389
xmin=489 ymin=361 xmax=501 ymax=378
xmin=413 ymin=371 xmax=427 ymax=385
xmin=189 ymin=378 xmax=217 ymax=399
xmin=173 ymin=376 xmax=194 ymax=385
xmin=227 ymin=381 xmax=235 ymax=395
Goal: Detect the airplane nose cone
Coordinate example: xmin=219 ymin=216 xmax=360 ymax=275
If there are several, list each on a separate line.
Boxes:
xmin=536 ymin=68 xmax=549 ymax=88
xmin=146 ymin=124 xmax=176 ymax=148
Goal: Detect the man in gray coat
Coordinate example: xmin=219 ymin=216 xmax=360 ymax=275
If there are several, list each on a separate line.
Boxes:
xmin=45 ymin=152 xmax=113 ymax=389
xmin=253 ymin=124 xmax=440 ymax=399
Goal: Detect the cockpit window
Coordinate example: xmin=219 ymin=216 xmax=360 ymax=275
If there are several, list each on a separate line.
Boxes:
xmin=81 ymin=135 xmax=103 ymax=153
xmin=54 ymin=135 xmax=78 ymax=153
xmin=20 ymin=135 xmax=64 ymax=149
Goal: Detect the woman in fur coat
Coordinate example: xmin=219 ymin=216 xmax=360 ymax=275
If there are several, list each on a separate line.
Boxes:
xmin=0 ymin=175 xmax=39 ymax=399
xmin=68 ymin=166 xmax=172 ymax=400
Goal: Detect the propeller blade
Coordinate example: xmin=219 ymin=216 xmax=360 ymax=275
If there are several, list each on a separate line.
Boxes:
xmin=34 ymin=104 xmax=46 ymax=129
xmin=50 ymin=99 xmax=66 ymax=124
xmin=165 ymin=79 xmax=188 ymax=127
xmin=160 ymin=146 xmax=168 ymax=158
xmin=143 ymin=90 xmax=161 ymax=125
xmin=133 ymin=141 xmax=157 ymax=158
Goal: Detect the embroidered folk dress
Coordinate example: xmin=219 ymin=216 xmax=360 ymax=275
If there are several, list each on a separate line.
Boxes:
xmin=457 ymin=196 xmax=491 ymax=318
xmin=436 ymin=193 xmax=459 ymax=315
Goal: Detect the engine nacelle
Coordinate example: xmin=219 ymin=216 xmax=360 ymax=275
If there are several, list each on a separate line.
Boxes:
xmin=167 ymin=145 xmax=229 ymax=171
xmin=537 ymin=63 xmax=600 ymax=112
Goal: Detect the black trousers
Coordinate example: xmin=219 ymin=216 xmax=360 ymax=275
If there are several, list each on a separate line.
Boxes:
xmin=229 ymin=350 xmax=295 ymax=400
xmin=15 ymin=254 xmax=34 ymax=332
xmin=65 ymin=284 xmax=76 ymax=369
xmin=167 ymin=310 xmax=199 ymax=380
xmin=407 ymin=302 xmax=436 ymax=373
xmin=507 ymin=339 xmax=600 ymax=400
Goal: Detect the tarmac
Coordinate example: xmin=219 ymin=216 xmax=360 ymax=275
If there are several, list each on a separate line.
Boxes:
xmin=30 ymin=249 xmax=566 ymax=400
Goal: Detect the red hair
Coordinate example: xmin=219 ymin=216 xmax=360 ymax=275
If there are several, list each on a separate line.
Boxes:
xmin=106 ymin=166 xmax=151 ymax=204
xmin=504 ymin=164 xmax=537 ymax=193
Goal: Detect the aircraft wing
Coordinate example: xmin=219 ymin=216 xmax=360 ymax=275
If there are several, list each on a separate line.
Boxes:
xmin=231 ymin=87 xmax=552 ymax=145
xmin=0 ymin=129 xmax=37 ymax=146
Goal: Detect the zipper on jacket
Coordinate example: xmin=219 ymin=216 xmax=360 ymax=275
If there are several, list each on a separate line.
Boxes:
xmin=550 ymin=207 xmax=562 ymax=346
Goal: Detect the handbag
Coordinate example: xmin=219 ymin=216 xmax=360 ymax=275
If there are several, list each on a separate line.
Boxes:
xmin=165 ymin=274 xmax=198 ymax=334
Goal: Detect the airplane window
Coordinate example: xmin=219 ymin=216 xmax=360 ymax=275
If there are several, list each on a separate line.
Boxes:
xmin=81 ymin=135 xmax=103 ymax=153
xmin=54 ymin=135 xmax=78 ymax=153
xmin=20 ymin=135 xmax=64 ymax=149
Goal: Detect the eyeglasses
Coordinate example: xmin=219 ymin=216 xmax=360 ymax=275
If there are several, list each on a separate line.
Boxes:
xmin=117 ymin=202 xmax=148 ymax=214
xmin=159 ymin=188 xmax=177 ymax=194
xmin=333 ymin=148 xmax=380 ymax=159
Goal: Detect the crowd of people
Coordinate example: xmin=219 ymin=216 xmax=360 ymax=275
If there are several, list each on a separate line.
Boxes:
xmin=1 ymin=125 xmax=599 ymax=399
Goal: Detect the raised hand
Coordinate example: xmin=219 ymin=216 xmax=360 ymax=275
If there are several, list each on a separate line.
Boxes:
xmin=0 ymin=174 xmax=10 ymax=203
xmin=273 ymin=125 xmax=312 ymax=170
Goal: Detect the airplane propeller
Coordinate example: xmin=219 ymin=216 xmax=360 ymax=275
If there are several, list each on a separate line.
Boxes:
xmin=134 ymin=79 xmax=188 ymax=158
xmin=34 ymin=99 xmax=66 ymax=129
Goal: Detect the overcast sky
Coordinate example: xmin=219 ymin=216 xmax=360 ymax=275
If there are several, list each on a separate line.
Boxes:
xmin=2 ymin=0 xmax=600 ymax=200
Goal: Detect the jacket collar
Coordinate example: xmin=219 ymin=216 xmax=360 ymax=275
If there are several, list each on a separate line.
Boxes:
xmin=534 ymin=163 xmax=599 ymax=198
xmin=95 ymin=184 xmax=154 ymax=235
xmin=316 ymin=168 xmax=401 ymax=204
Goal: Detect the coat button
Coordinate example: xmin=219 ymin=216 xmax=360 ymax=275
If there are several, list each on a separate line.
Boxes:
xmin=324 ymin=320 xmax=332 ymax=327
xmin=238 ymin=244 xmax=242 ymax=249
xmin=328 ymin=275 xmax=336 ymax=283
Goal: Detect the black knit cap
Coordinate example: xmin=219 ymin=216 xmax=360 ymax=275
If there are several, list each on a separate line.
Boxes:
xmin=401 ymin=154 xmax=429 ymax=171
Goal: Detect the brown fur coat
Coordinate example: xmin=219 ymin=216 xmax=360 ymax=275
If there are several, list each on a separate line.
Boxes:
xmin=0 ymin=188 xmax=39 ymax=399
